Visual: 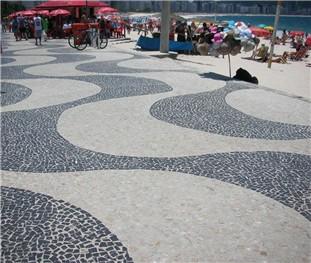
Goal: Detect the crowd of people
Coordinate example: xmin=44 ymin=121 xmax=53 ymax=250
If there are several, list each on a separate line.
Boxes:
xmin=1 ymin=14 xmax=130 ymax=50
xmin=134 ymin=17 xmax=310 ymax=62
xmin=62 ymin=14 xmax=128 ymax=39
xmin=2 ymin=13 xmax=310 ymax=62
xmin=2 ymin=14 xmax=53 ymax=44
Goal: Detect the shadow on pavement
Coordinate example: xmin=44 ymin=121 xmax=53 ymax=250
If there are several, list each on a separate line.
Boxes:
xmin=199 ymin=72 xmax=232 ymax=81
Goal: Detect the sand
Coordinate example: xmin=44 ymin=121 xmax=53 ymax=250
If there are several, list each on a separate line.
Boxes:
xmin=114 ymin=31 xmax=311 ymax=99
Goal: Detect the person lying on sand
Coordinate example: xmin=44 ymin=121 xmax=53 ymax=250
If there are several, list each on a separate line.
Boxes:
xmin=270 ymin=51 xmax=288 ymax=64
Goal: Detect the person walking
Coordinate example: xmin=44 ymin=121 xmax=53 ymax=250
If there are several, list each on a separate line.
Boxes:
xmin=33 ymin=15 xmax=43 ymax=45
xmin=17 ymin=14 xmax=28 ymax=40
xmin=12 ymin=17 xmax=19 ymax=41
xmin=42 ymin=17 xmax=49 ymax=41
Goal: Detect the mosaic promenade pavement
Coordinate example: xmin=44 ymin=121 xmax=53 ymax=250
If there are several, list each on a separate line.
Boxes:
xmin=1 ymin=33 xmax=311 ymax=263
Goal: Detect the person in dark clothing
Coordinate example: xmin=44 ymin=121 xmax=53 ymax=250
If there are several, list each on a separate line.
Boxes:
xmin=175 ymin=22 xmax=186 ymax=42
xmin=98 ymin=16 xmax=106 ymax=39
xmin=202 ymin=22 xmax=209 ymax=33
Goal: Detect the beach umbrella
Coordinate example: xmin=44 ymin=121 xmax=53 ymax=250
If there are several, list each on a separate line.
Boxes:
xmin=96 ymin=7 xmax=118 ymax=15
xmin=258 ymin=24 xmax=267 ymax=28
xmin=36 ymin=0 xmax=108 ymax=9
xmin=250 ymin=27 xmax=271 ymax=37
xmin=306 ymin=36 xmax=311 ymax=47
xmin=217 ymin=33 xmax=242 ymax=77
xmin=20 ymin=10 xmax=36 ymax=16
xmin=36 ymin=10 xmax=50 ymax=16
xmin=264 ymin=26 xmax=274 ymax=32
xmin=289 ymin=31 xmax=304 ymax=37
xmin=235 ymin=21 xmax=246 ymax=28
xmin=15 ymin=11 xmax=24 ymax=16
xmin=8 ymin=12 xmax=17 ymax=19
xmin=49 ymin=9 xmax=70 ymax=16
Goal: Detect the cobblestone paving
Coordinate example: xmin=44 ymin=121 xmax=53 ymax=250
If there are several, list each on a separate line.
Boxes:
xmin=0 ymin=82 xmax=32 ymax=106
xmin=1 ymin=57 xmax=16 ymax=65
xmin=1 ymin=34 xmax=310 ymax=262
xmin=150 ymin=81 xmax=311 ymax=139
xmin=1 ymin=186 xmax=133 ymax=263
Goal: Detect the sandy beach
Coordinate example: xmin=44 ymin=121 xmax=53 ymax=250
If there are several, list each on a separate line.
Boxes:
xmin=115 ymin=31 xmax=311 ymax=99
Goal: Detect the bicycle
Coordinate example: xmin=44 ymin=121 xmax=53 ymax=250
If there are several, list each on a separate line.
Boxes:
xmin=68 ymin=34 xmax=76 ymax=48
xmin=73 ymin=28 xmax=108 ymax=51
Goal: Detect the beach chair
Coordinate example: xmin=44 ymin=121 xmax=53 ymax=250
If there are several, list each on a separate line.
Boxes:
xmin=290 ymin=47 xmax=308 ymax=61
xmin=254 ymin=46 xmax=269 ymax=62
xmin=270 ymin=52 xmax=288 ymax=64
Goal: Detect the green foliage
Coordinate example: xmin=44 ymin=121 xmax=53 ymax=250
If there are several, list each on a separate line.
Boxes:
xmin=1 ymin=1 xmax=25 ymax=18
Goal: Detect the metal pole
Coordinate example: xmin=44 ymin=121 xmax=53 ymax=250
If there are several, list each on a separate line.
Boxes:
xmin=86 ymin=0 xmax=89 ymax=17
xmin=268 ymin=0 xmax=282 ymax=68
xmin=160 ymin=1 xmax=170 ymax=53
xmin=228 ymin=54 xmax=231 ymax=77
xmin=214 ymin=0 xmax=217 ymax=22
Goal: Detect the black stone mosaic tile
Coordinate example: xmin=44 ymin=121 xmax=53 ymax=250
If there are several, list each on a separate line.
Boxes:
xmin=0 ymin=82 xmax=31 ymax=106
xmin=47 ymin=47 xmax=83 ymax=53
xmin=53 ymin=54 xmax=96 ymax=64
xmin=0 ymin=54 xmax=96 ymax=80
xmin=1 ymin=76 xmax=310 ymax=221
xmin=150 ymin=81 xmax=311 ymax=140
xmin=1 ymin=37 xmax=310 ymax=222
xmin=1 ymin=65 xmax=40 ymax=79
xmin=1 ymin=186 xmax=133 ymax=263
xmin=76 ymin=58 xmax=188 ymax=74
xmin=76 ymin=60 xmax=157 ymax=74
xmin=2 ymin=44 xmax=68 ymax=57
xmin=1 ymin=57 xmax=15 ymax=65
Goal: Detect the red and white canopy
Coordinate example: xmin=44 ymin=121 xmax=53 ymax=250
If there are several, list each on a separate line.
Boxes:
xmin=36 ymin=0 xmax=108 ymax=9
xmin=35 ymin=10 xmax=50 ymax=16
xmin=95 ymin=7 xmax=118 ymax=15
xmin=49 ymin=9 xmax=71 ymax=16
xmin=20 ymin=10 xmax=37 ymax=16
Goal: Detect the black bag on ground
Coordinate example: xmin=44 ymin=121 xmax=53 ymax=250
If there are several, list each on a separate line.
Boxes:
xmin=233 ymin=68 xmax=258 ymax=84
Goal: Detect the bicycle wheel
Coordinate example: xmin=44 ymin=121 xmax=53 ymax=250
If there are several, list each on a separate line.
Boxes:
xmin=68 ymin=35 xmax=76 ymax=49
xmin=99 ymin=36 xmax=108 ymax=49
xmin=74 ymin=33 xmax=87 ymax=51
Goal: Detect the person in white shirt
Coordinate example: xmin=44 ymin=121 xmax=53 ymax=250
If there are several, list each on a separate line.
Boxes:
xmin=33 ymin=15 xmax=42 ymax=45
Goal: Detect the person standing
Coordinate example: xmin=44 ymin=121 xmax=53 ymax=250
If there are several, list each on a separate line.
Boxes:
xmin=33 ymin=15 xmax=42 ymax=45
xmin=17 ymin=14 xmax=28 ymax=40
xmin=42 ymin=17 xmax=49 ymax=41
xmin=98 ymin=15 xmax=106 ymax=40
xmin=12 ymin=17 xmax=19 ymax=41
xmin=175 ymin=21 xmax=186 ymax=42
xmin=24 ymin=18 xmax=31 ymax=39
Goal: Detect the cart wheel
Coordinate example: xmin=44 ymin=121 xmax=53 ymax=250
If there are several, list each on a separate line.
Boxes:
xmin=99 ymin=36 xmax=108 ymax=49
xmin=68 ymin=35 xmax=76 ymax=48
xmin=74 ymin=34 xmax=87 ymax=51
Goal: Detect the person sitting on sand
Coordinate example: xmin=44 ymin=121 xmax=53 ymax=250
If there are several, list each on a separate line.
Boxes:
xmin=295 ymin=36 xmax=304 ymax=51
xmin=254 ymin=44 xmax=269 ymax=62
xmin=289 ymin=46 xmax=309 ymax=61
xmin=273 ymin=36 xmax=281 ymax=45
xmin=281 ymin=29 xmax=287 ymax=45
